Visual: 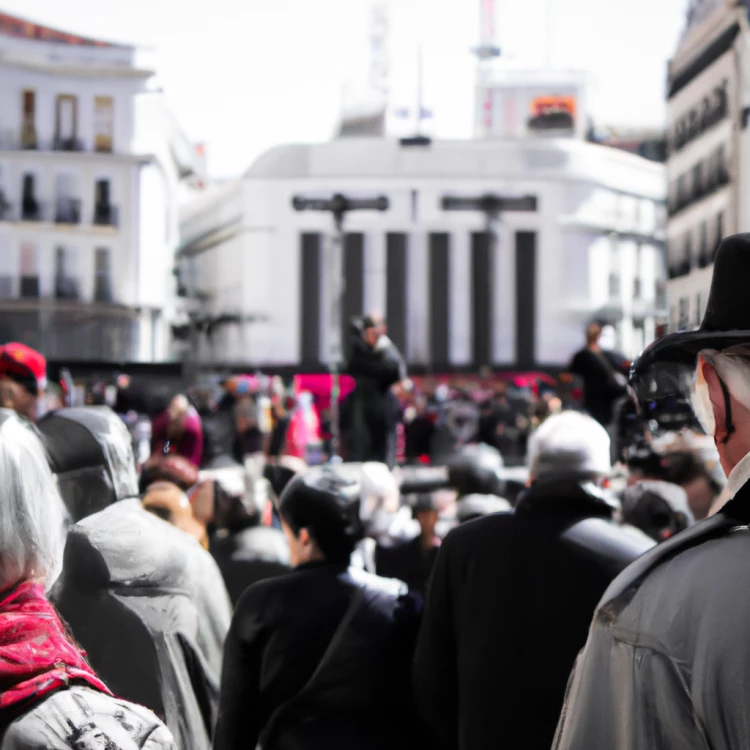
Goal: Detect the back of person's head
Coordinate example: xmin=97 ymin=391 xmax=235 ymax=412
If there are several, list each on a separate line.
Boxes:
xmin=278 ymin=466 xmax=363 ymax=564
xmin=0 ymin=409 xmax=66 ymax=590
xmin=447 ymin=443 xmax=505 ymax=497
xmin=621 ymin=482 xmax=693 ymax=542
xmin=140 ymin=453 xmax=200 ymax=493
xmin=528 ymin=411 xmax=611 ymax=483
xmin=38 ymin=406 xmax=139 ymax=523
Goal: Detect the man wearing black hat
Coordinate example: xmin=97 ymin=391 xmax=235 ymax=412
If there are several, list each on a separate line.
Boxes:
xmin=555 ymin=233 xmax=750 ymax=749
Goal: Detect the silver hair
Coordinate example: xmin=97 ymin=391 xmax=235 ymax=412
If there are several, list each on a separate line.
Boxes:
xmin=0 ymin=410 xmax=67 ymax=590
xmin=693 ymin=346 xmax=750 ymax=435
xmin=527 ymin=411 xmax=611 ymax=480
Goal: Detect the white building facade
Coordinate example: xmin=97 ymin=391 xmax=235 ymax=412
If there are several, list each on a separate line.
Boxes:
xmin=666 ymin=0 xmax=750 ymax=331
xmin=180 ymin=137 xmax=666 ymax=370
xmin=0 ymin=12 xmax=201 ymax=362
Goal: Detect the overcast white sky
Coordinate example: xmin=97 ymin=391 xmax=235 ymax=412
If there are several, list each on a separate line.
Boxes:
xmin=5 ymin=0 xmax=688 ymax=178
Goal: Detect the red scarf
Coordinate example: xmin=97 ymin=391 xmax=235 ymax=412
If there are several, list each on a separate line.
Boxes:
xmin=0 ymin=581 xmax=111 ymax=718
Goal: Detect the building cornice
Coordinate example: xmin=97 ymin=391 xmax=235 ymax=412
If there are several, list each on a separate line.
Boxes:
xmin=0 ymin=57 xmax=153 ymax=78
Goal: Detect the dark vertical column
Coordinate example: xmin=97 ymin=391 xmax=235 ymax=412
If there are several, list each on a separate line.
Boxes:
xmin=428 ymin=233 xmax=450 ymax=369
xmin=515 ymin=231 xmax=537 ymax=368
xmin=386 ymin=233 xmax=408 ymax=355
xmin=343 ymin=232 xmax=365 ymax=352
xmin=471 ymin=231 xmax=494 ymax=369
xmin=299 ymin=232 xmax=321 ymax=365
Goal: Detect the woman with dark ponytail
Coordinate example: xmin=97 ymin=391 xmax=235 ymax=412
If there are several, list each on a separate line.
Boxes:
xmin=214 ymin=466 xmax=424 ymax=750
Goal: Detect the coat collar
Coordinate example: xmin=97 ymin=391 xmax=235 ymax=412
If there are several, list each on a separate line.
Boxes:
xmin=598 ymin=480 xmax=750 ymax=622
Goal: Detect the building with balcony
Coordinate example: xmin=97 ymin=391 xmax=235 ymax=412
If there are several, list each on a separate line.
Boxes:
xmin=178 ymin=136 xmax=666 ymax=370
xmin=665 ymin=0 xmax=750 ymax=331
xmin=0 ymin=11 xmax=203 ymax=361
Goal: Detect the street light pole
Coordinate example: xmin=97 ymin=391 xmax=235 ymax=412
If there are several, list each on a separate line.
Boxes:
xmin=441 ymin=194 xmax=538 ymax=369
xmin=292 ymin=193 xmax=389 ymax=461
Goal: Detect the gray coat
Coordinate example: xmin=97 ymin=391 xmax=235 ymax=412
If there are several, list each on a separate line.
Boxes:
xmin=554 ymin=480 xmax=750 ymax=749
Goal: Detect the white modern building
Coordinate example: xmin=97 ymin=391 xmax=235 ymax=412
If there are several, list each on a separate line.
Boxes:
xmin=179 ymin=136 xmax=666 ymax=370
xmin=0 ymin=11 xmax=202 ymax=362
xmin=666 ymin=0 xmax=750 ymax=331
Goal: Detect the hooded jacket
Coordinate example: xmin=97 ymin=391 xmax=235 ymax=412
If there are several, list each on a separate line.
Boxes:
xmin=413 ymin=478 xmax=654 ymax=750
xmin=39 ymin=407 xmax=232 ymax=750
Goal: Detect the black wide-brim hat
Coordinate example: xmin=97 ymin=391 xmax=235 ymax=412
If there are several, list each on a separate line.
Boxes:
xmin=631 ymin=234 xmax=750 ymax=407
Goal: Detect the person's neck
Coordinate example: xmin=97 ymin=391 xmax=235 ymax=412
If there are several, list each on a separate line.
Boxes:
xmin=419 ymin=530 xmax=435 ymax=551
xmin=588 ymin=344 xmax=600 ymax=353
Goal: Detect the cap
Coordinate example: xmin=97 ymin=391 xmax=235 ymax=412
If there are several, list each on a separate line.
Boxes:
xmin=0 ymin=343 xmax=47 ymax=396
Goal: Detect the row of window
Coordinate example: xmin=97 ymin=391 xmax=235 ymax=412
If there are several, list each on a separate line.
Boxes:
xmin=669 ymin=82 xmax=728 ymax=155
xmin=667 ymin=212 xmax=724 ymax=278
xmin=6 ymin=89 xmax=114 ymax=153
xmin=0 ymin=244 xmax=112 ymax=303
xmin=668 ymin=144 xmax=730 ymax=217
xmin=0 ymin=173 xmax=117 ymax=227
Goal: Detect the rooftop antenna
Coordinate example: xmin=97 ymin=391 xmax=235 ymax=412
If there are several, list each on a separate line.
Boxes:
xmin=472 ymin=0 xmax=501 ymax=136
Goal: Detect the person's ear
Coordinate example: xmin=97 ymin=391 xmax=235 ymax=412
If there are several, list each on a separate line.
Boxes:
xmin=298 ymin=527 xmax=312 ymax=548
xmin=702 ymin=360 xmax=728 ymax=443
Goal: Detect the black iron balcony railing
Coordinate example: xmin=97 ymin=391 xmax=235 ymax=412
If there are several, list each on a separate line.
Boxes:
xmin=55 ymin=198 xmax=81 ymax=225
xmin=670 ymin=86 xmax=728 ymax=155
xmin=21 ymin=200 xmax=42 ymax=222
xmin=668 ymin=167 xmax=731 ymax=217
xmin=19 ymin=275 xmax=40 ymax=299
xmin=94 ymin=276 xmax=113 ymax=303
xmin=53 ymin=136 xmax=84 ymax=152
xmin=668 ymin=259 xmax=692 ymax=279
xmin=55 ymin=275 xmax=80 ymax=301
xmin=0 ymin=275 xmax=12 ymax=298
xmin=93 ymin=204 xmax=118 ymax=228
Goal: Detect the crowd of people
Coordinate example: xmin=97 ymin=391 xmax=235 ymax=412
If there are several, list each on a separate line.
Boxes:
xmin=2 ymin=236 xmax=750 ymax=748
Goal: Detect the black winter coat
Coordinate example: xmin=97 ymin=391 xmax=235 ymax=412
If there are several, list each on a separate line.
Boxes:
xmin=413 ymin=479 xmax=654 ymax=750
xmin=346 ymin=335 xmax=403 ymax=463
xmin=569 ymin=348 xmax=627 ymax=426
xmin=214 ymin=562 xmax=424 ymax=750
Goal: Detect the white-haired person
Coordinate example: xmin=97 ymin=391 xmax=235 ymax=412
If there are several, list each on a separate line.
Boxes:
xmin=413 ymin=410 xmax=654 ymax=750
xmin=0 ymin=408 xmax=176 ymax=749
xmin=554 ymin=233 xmax=750 ymax=749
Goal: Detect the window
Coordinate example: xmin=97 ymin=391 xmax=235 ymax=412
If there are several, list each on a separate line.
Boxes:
xmin=20 ymin=242 xmax=39 ymax=298
xmin=93 ymin=179 xmax=116 ymax=226
xmin=55 ymin=95 xmax=78 ymax=150
xmin=692 ymin=162 xmax=703 ymax=198
xmin=696 ymin=293 xmax=702 ymax=326
xmin=21 ymin=174 xmax=39 ymax=221
xmin=55 ymin=173 xmax=80 ymax=224
xmin=94 ymin=247 xmax=112 ymax=302
xmin=678 ymin=297 xmax=689 ymax=330
xmin=0 ymin=234 xmax=11 ymax=298
xmin=699 ymin=221 xmax=709 ymax=266
xmin=715 ymin=212 xmax=724 ymax=258
xmin=94 ymin=97 xmax=114 ymax=152
xmin=55 ymin=246 xmax=79 ymax=300
xmin=716 ymin=144 xmax=729 ymax=185
xmin=21 ymin=90 xmax=36 ymax=149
